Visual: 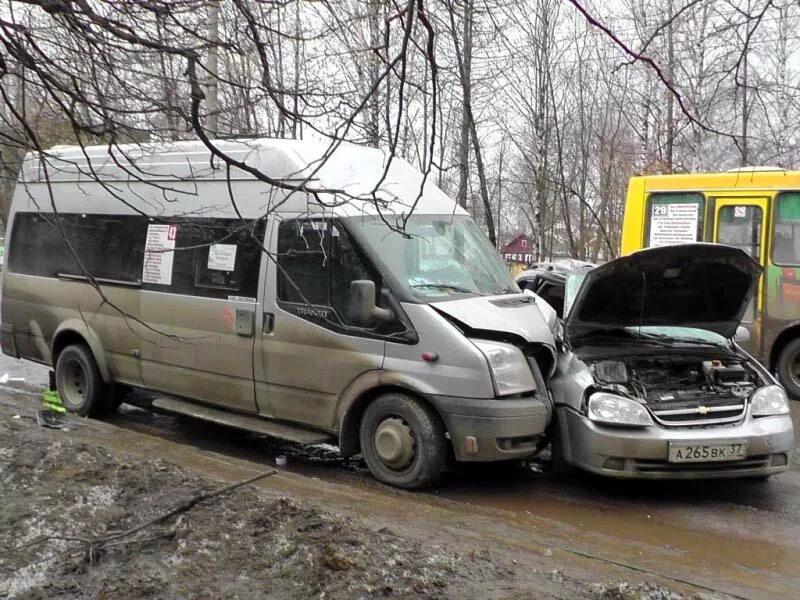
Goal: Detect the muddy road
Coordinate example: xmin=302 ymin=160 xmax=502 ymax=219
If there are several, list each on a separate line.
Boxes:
xmin=2 ymin=355 xmax=800 ymax=598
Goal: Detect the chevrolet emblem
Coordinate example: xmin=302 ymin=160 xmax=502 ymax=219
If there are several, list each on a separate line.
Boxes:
xmin=697 ymin=406 xmax=710 ymax=415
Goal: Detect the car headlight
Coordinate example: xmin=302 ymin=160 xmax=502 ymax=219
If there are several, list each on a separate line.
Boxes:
xmin=473 ymin=340 xmax=536 ymax=396
xmin=751 ymin=385 xmax=790 ymax=417
xmin=587 ymin=392 xmax=653 ymax=427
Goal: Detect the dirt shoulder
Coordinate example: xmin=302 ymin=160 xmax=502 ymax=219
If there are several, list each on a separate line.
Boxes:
xmin=0 ymin=392 xmax=736 ymax=599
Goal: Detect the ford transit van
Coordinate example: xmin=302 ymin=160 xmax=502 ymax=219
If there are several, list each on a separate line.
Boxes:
xmin=2 ymin=139 xmax=557 ymax=488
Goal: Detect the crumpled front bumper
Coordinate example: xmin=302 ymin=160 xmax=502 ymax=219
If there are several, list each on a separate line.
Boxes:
xmin=433 ymin=394 xmax=551 ymax=462
xmin=558 ymin=406 xmax=795 ymax=479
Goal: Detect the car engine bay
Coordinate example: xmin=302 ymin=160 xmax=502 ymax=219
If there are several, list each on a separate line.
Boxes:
xmin=589 ymin=354 xmax=762 ymax=405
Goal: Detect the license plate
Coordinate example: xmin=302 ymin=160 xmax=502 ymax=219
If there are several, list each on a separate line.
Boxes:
xmin=668 ymin=441 xmax=747 ymax=463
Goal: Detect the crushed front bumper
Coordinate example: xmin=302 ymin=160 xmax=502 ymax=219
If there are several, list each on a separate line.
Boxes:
xmin=433 ymin=394 xmax=550 ymax=461
xmin=559 ymin=406 xmax=795 ymax=479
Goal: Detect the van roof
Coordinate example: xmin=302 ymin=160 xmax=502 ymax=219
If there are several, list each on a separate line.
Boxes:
xmin=17 ymin=138 xmax=465 ymax=218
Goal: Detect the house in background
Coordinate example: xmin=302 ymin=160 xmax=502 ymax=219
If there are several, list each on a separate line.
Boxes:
xmin=500 ymin=233 xmax=535 ymax=276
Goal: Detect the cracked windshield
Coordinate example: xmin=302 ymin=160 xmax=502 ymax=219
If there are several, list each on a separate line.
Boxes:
xmin=348 ymin=215 xmax=518 ymax=300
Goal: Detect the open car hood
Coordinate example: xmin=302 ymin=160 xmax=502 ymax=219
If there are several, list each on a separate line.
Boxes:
xmin=566 ymin=243 xmax=762 ymax=341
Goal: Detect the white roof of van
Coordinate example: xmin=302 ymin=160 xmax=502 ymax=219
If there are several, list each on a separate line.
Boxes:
xmin=19 ymin=138 xmax=465 ymax=218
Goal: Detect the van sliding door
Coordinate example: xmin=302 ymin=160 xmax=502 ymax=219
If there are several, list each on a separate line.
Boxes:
xmin=138 ymin=218 xmax=266 ymax=412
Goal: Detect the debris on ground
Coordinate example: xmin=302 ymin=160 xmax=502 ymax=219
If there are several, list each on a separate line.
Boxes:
xmin=589 ymin=581 xmax=706 ymax=600
xmin=35 ymin=409 xmax=70 ymax=430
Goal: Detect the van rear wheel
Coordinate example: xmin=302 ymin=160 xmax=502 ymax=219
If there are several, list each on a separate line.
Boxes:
xmin=55 ymin=344 xmax=113 ymax=417
xmin=776 ymin=338 xmax=800 ymax=399
xmin=359 ymin=393 xmax=447 ymax=489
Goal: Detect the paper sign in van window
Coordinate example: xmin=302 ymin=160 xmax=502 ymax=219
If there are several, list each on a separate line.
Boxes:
xmin=143 ymin=224 xmax=177 ymax=285
xmin=208 ymin=244 xmax=237 ymax=271
xmin=648 ymin=203 xmax=699 ymax=247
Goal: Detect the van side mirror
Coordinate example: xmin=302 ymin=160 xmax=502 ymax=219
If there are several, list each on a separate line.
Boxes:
xmin=735 ymin=326 xmax=751 ymax=344
xmin=348 ymin=280 xmax=393 ymax=328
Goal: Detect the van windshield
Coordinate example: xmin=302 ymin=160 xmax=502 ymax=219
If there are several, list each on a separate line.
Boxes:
xmin=345 ymin=215 xmax=517 ymax=301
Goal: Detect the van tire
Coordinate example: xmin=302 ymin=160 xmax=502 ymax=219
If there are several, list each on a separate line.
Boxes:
xmin=776 ymin=338 xmax=800 ymax=399
xmin=55 ymin=344 xmax=113 ymax=417
xmin=359 ymin=393 xmax=447 ymax=489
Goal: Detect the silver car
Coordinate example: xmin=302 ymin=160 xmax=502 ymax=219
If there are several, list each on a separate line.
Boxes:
xmin=549 ymin=243 xmax=795 ymax=479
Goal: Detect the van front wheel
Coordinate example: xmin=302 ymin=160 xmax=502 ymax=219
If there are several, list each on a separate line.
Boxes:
xmin=359 ymin=393 xmax=447 ymax=489
xmin=55 ymin=344 xmax=112 ymax=417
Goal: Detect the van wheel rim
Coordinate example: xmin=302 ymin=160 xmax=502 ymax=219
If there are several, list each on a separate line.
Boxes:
xmin=374 ymin=417 xmax=415 ymax=471
xmin=62 ymin=359 xmax=87 ymax=409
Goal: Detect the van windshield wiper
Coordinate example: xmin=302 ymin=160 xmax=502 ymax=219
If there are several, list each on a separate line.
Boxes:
xmin=411 ymin=283 xmax=475 ymax=294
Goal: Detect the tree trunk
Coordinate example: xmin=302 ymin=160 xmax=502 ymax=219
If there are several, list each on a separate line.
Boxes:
xmin=456 ymin=0 xmax=473 ymax=210
xmin=206 ymin=0 xmax=220 ymax=137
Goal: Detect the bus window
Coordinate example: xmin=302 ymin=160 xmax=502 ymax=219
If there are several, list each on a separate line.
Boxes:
xmin=644 ymin=193 xmax=705 ymax=247
xmin=717 ymin=204 xmax=763 ymax=323
xmin=773 ymin=193 xmax=800 ymax=265
xmin=718 ymin=205 xmax=763 ymax=259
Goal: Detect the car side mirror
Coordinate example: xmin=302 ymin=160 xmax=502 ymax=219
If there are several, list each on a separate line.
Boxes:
xmin=735 ymin=326 xmax=751 ymax=344
xmin=348 ymin=280 xmax=393 ymax=328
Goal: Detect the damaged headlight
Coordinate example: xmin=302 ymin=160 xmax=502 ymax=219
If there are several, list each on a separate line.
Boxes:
xmin=751 ymin=385 xmax=790 ymax=417
xmin=473 ymin=340 xmax=536 ymax=396
xmin=587 ymin=392 xmax=653 ymax=427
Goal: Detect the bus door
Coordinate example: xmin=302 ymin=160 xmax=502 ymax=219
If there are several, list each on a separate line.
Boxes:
xmin=711 ymin=197 xmax=769 ymax=354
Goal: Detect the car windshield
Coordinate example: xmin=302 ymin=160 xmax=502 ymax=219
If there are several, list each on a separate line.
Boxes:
xmin=564 ymin=269 xmax=588 ymax=316
xmin=345 ymin=214 xmax=517 ymax=301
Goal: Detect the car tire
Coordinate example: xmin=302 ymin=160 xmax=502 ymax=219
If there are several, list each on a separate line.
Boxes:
xmin=359 ymin=393 xmax=447 ymax=489
xmin=776 ymin=338 xmax=800 ymax=399
xmin=55 ymin=344 xmax=113 ymax=417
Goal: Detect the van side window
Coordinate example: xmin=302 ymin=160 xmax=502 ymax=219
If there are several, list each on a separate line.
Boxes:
xmin=9 ymin=213 xmax=264 ymax=299
xmin=192 ymin=223 xmax=264 ymax=296
xmin=330 ymin=224 xmax=373 ymax=320
xmin=277 ymin=219 xmax=378 ymax=327
xmin=149 ymin=218 xmax=265 ymax=299
xmin=8 ymin=212 xmax=146 ymax=282
xmin=277 ymin=220 xmax=330 ymax=305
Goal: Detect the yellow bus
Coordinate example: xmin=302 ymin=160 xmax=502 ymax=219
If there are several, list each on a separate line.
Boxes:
xmin=621 ymin=167 xmax=800 ymax=397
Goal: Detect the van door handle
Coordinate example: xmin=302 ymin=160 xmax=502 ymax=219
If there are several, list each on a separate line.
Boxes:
xmin=235 ymin=308 xmax=255 ymax=337
xmin=263 ymin=313 xmax=275 ymax=334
